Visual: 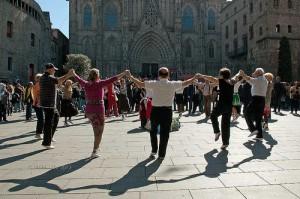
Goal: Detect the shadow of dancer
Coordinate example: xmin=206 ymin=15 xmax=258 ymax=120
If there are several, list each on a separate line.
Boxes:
xmin=0 ymin=158 xmax=92 ymax=193
xmin=0 ymin=149 xmax=46 ymax=167
xmin=0 ymin=131 xmax=35 ymax=145
xmin=154 ymin=149 xmax=230 ymax=185
xmin=203 ymin=149 xmax=229 ymax=177
xmin=229 ymin=133 xmax=277 ymax=169
xmin=63 ymin=157 xmax=162 ymax=196
xmin=0 ymin=139 xmax=40 ymax=150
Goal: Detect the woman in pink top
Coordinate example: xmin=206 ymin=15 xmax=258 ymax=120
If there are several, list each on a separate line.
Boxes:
xmin=71 ymin=68 xmax=127 ymax=158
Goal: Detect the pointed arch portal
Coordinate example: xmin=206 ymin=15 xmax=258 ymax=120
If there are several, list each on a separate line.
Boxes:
xmin=129 ymin=31 xmax=175 ymax=76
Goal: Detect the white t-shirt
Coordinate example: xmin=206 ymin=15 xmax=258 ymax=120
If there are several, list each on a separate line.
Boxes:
xmin=145 ymin=79 xmax=182 ymax=107
xmin=247 ymin=75 xmax=268 ymax=97
xmin=234 ymin=80 xmax=242 ymax=93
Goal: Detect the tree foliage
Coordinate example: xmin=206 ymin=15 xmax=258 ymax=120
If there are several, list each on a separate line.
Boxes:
xmin=278 ymin=37 xmax=292 ymax=82
xmin=64 ymin=54 xmax=91 ymax=78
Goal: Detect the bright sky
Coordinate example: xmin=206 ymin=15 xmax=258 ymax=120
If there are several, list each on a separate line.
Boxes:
xmin=35 ymin=0 xmax=69 ymax=38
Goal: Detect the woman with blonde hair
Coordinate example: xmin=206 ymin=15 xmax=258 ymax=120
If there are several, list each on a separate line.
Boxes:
xmin=60 ymin=79 xmax=78 ymax=126
xmin=263 ymin=72 xmax=274 ymax=131
xmin=71 ymin=68 xmax=127 ymax=158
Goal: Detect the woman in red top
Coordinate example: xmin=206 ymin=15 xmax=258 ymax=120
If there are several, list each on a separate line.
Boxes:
xmin=106 ymin=83 xmax=119 ymax=117
xmin=71 ymin=69 xmax=127 ymax=158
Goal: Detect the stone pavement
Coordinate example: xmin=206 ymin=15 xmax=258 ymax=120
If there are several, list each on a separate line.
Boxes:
xmin=0 ymin=111 xmax=300 ymax=199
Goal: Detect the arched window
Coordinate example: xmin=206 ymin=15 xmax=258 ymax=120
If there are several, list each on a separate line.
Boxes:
xmin=209 ymin=41 xmax=215 ymax=58
xmin=83 ymin=5 xmax=92 ymax=28
xmin=208 ymin=9 xmax=216 ymax=30
xmin=182 ymin=6 xmax=194 ymax=31
xmin=104 ymin=3 xmax=119 ymax=30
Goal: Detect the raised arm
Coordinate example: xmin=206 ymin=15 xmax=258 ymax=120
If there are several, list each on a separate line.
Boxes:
xmin=101 ymin=71 xmax=127 ymax=87
xmin=126 ymin=71 xmax=145 ymax=88
xmin=239 ymin=70 xmax=252 ymax=82
xmin=182 ymin=74 xmax=199 ymax=88
xmin=57 ymin=70 xmax=74 ymax=85
xmin=72 ymin=71 xmax=88 ymax=87
xmin=201 ymin=74 xmax=219 ymax=84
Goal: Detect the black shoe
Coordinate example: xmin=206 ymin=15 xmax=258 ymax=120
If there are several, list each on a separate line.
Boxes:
xmin=158 ymin=156 xmax=165 ymax=161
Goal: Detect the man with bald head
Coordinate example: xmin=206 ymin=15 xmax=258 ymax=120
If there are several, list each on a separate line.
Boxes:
xmin=127 ymin=67 xmax=199 ymax=159
xmin=240 ymin=68 xmax=268 ymax=140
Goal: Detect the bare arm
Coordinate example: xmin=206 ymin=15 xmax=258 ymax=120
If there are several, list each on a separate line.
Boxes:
xmin=201 ymin=75 xmax=219 ymax=84
xmin=127 ymin=71 xmax=145 ymax=88
xmin=57 ymin=70 xmax=73 ymax=85
xmin=239 ymin=70 xmax=252 ymax=81
xmin=115 ymin=71 xmax=127 ymax=80
xmin=182 ymin=75 xmax=197 ymax=88
xmin=130 ymin=76 xmax=145 ymax=88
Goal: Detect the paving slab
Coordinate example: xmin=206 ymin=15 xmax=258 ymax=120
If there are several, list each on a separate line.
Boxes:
xmin=190 ymin=187 xmax=245 ymax=199
xmin=237 ymin=185 xmax=299 ymax=199
xmin=282 ymin=183 xmax=300 ymax=197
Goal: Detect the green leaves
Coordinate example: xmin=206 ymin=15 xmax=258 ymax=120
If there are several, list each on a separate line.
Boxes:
xmin=64 ymin=54 xmax=91 ymax=78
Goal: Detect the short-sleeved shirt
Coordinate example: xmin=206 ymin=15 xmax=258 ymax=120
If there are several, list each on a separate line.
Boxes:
xmin=145 ymin=79 xmax=182 ymax=107
xmin=39 ymin=72 xmax=58 ymax=108
xmin=247 ymin=76 xmax=268 ymax=97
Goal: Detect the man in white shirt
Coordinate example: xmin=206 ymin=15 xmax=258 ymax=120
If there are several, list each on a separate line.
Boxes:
xmin=126 ymin=67 xmax=199 ymax=159
xmin=240 ymin=68 xmax=268 ymax=140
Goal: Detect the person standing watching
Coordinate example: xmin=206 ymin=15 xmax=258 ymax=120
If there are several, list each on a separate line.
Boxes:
xmin=39 ymin=63 xmax=73 ymax=149
xmin=273 ymin=76 xmax=285 ymax=114
xmin=32 ymin=74 xmax=44 ymax=139
xmin=240 ymin=68 xmax=268 ymax=140
xmin=126 ymin=67 xmax=199 ymax=160
xmin=24 ymin=82 xmax=34 ymax=121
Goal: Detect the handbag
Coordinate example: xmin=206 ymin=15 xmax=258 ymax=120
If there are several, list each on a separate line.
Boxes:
xmin=69 ymin=102 xmax=79 ymax=116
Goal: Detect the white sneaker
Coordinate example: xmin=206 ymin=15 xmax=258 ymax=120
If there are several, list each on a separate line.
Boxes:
xmin=52 ymin=138 xmax=57 ymax=142
xmin=90 ymin=151 xmax=100 ymax=159
xmin=149 ymin=152 xmax=157 ymax=158
xmin=248 ymin=130 xmax=259 ymax=137
xmin=35 ymin=134 xmax=43 ymax=140
xmin=42 ymin=145 xmax=55 ymax=149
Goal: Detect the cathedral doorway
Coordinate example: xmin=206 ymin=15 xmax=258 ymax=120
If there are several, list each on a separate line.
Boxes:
xmin=142 ymin=63 xmax=158 ymax=78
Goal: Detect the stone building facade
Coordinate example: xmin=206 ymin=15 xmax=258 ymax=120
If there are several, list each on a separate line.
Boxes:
xmin=51 ymin=29 xmax=69 ymax=75
xmin=0 ymin=0 xmax=69 ymax=83
xmin=68 ymin=0 xmax=227 ymax=78
xmin=221 ymin=0 xmax=300 ymax=79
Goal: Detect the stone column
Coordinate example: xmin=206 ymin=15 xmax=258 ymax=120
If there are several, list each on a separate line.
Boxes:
xmin=96 ymin=0 xmax=103 ymax=72
xmin=175 ymin=0 xmax=182 ymax=72
xmin=122 ymin=0 xmax=130 ymax=71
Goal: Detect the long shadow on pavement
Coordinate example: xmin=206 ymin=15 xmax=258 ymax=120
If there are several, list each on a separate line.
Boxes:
xmin=0 ymin=158 xmax=92 ymax=193
xmin=0 ymin=139 xmax=40 ymax=150
xmin=0 ymin=131 xmax=35 ymax=144
xmin=63 ymin=151 xmax=229 ymax=195
xmin=63 ymin=157 xmax=162 ymax=196
xmin=0 ymin=149 xmax=46 ymax=167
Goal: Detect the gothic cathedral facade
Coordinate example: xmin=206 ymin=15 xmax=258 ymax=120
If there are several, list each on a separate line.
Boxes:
xmin=69 ymin=0 xmax=226 ymax=78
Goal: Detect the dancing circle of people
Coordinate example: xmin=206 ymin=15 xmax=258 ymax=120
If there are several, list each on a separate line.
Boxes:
xmin=1 ymin=63 xmax=299 ymax=160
